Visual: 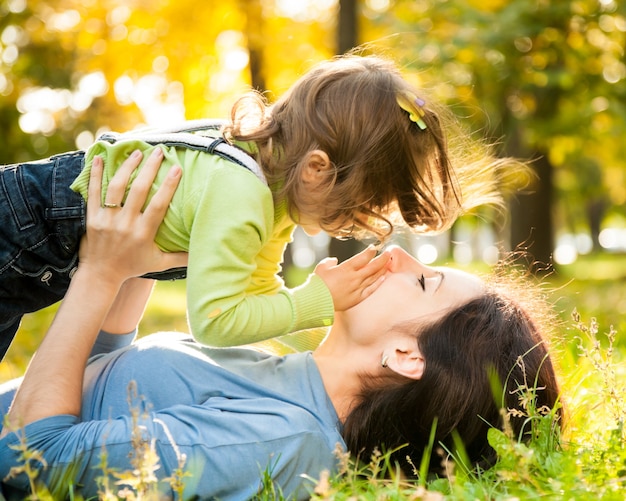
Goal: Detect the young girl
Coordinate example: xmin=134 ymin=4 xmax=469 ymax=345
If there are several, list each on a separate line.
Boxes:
xmin=0 ymin=54 xmax=505 ymax=360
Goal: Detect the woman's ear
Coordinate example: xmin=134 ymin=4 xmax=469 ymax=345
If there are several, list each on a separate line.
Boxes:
xmin=387 ymin=347 xmax=425 ymax=380
xmin=302 ymin=150 xmax=331 ymax=186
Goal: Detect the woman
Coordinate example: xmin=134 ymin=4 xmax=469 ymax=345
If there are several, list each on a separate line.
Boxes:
xmin=0 ymin=153 xmax=561 ymax=499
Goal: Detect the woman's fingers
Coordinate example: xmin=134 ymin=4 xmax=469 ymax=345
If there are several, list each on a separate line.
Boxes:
xmin=87 ymin=155 xmax=105 ymax=212
xmin=88 ymin=149 xmax=147 ymax=210
xmin=122 ymin=147 xmax=163 ymax=213
xmin=104 ymin=149 xmax=144 ymax=207
xmin=141 ymin=163 xmax=182 ymax=239
xmin=81 ymin=146 xmax=184 ymax=280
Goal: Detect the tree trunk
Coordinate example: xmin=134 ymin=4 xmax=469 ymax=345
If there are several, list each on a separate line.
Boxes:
xmin=509 ymin=153 xmax=554 ymax=270
xmin=587 ymin=198 xmax=606 ymax=253
xmin=240 ymin=0 xmax=265 ymax=91
xmin=338 ymin=0 xmax=358 ymax=54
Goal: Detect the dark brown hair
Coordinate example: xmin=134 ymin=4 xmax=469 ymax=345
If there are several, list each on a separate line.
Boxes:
xmin=342 ymin=287 xmax=562 ymax=477
xmin=224 ymin=54 xmax=510 ymax=241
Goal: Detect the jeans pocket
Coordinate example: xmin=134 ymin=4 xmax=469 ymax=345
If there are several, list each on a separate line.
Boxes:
xmin=1 ymin=245 xmax=77 ymax=323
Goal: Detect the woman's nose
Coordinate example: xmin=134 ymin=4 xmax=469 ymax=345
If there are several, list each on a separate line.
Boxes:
xmin=384 ymin=245 xmax=436 ymax=275
xmin=384 ymin=245 xmax=416 ymax=273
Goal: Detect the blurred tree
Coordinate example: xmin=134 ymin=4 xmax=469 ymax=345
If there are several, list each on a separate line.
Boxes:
xmin=3 ymin=0 xmax=622 ymax=266
xmin=0 ymin=0 xmax=81 ymax=162
xmin=362 ymin=0 xmax=626 ymax=266
xmin=0 ymin=0 xmax=340 ymax=164
xmin=338 ymin=0 xmax=357 ymax=54
xmin=0 ymin=0 xmax=256 ymax=164
xmin=240 ymin=0 xmax=266 ymax=91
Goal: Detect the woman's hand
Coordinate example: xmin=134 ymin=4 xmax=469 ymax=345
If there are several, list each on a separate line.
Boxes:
xmin=1 ymin=148 xmax=185 ymax=435
xmin=79 ymin=147 xmax=187 ymax=285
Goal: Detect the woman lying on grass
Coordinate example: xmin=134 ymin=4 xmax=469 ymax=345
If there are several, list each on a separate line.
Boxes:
xmin=0 ymin=152 xmax=561 ymax=500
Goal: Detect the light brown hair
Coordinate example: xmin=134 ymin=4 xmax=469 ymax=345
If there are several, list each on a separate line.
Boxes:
xmin=225 ymin=54 xmax=513 ymax=241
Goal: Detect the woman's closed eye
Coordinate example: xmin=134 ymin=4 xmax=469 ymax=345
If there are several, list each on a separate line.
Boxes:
xmin=417 ymin=274 xmax=426 ymax=291
xmin=417 ymin=271 xmax=445 ymax=292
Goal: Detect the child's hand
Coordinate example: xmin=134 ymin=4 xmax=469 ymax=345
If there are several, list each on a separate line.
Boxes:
xmin=314 ymin=245 xmax=389 ymax=311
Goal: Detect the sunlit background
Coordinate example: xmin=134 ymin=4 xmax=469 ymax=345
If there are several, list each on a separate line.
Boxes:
xmin=1 ymin=0 xmax=626 ymax=377
xmin=1 ymin=9 xmax=626 ymax=498
xmin=2 ymin=0 xmax=624 ymax=272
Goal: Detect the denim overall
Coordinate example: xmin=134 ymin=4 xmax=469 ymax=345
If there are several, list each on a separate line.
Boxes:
xmin=0 ymin=120 xmax=265 ymax=360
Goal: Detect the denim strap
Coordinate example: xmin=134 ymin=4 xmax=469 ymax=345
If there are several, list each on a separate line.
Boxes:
xmin=97 ymin=120 xmax=267 ymax=186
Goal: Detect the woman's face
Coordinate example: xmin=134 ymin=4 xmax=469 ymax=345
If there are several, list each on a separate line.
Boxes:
xmin=339 ymin=246 xmax=484 ymax=341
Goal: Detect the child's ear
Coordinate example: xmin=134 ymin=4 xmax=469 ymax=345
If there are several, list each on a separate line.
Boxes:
xmin=302 ymin=150 xmax=331 ymax=185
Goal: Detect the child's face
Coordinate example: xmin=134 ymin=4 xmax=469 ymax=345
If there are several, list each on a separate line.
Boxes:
xmin=298 ymin=213 xmax=323 ymax=236
xmin=298 ymin=211 xmax=356 ymax=238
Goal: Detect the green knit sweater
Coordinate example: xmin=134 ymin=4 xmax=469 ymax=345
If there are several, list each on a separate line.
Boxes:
xmin=70 ymin=138 xmax=334 ymax=351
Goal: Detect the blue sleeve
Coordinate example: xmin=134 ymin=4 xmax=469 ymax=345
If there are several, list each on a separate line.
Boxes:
xmin=89 ymin=329 xmax=137 ymax=358
xmin=0 ymin=331 xmax=137 ymax=417
xmin=0 ymin=401 xmax=339 ymax=500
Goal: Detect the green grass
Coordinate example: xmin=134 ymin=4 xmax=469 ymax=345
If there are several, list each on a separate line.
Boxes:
xmin=2 ymin=253 xmax=626 ymax=499
xmin=553 ymin=253 xmax=626 ymax=344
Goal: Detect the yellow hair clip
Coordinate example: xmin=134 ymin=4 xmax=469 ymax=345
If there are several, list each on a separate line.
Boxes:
xmin=396 ymin=90 xmax=428 ymax=130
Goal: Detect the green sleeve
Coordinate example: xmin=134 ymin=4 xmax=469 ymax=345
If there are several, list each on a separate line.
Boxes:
xmin=186 ymin=165 xmax=334 ymax=347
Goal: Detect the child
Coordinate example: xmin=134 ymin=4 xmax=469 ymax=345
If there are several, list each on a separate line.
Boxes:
xmin=0 ymin=54 xmax=503 ymax=360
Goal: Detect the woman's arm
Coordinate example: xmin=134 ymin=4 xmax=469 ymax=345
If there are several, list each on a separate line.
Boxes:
xmin=1 ymin=148 xmax=186 ymax=436
xmin=100 ymin=277 xmax=156 ymax=335
xmin=88 ymin=276 xmax=157 ymax=357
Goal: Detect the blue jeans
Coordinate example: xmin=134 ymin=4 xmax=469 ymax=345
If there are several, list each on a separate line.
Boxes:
xmin=0 ymin=152 xmax=86 ymax=361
